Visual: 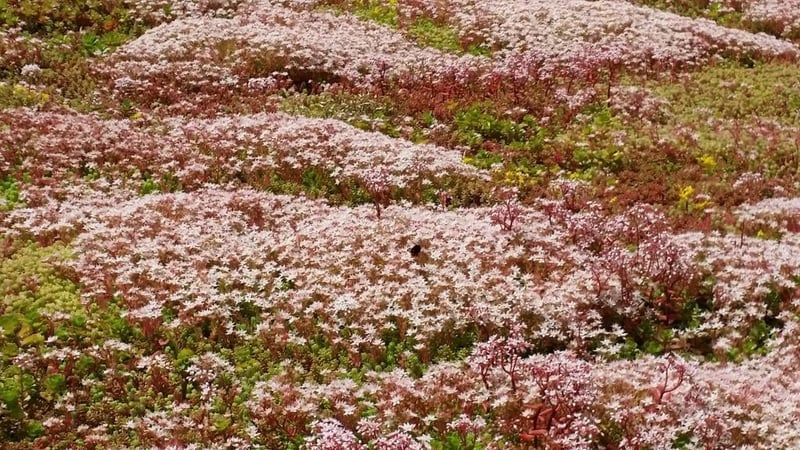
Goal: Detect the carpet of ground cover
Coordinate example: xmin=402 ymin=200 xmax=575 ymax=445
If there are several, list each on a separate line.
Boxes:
xmin=619 ymin=0 xmax=800 ymax=43
xmin=3 ymin=0 xmax=800 ymax=448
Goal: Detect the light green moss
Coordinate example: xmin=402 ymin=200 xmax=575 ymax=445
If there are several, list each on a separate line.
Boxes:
xmin=0 ymin=243 xmax=79 ymax=319
xmin=407 ymin=18 xmax=462 ymax=53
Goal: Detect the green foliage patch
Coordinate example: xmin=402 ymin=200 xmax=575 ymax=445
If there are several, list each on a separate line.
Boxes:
xmin=351 ymin=0 xmax=399 ymax=27
xmin=0 ymin=243 xmax=79 ymax=320
xmin=0 ymin=0 xmax=143 ymax=37
xmin=454 ymin=102 xmax=540 ymax=147
xmin=282 ymin=91 xmax=400 ymax=137
xmin=0 ymin=177 xmax=22 ymax=210
xmin=654 ymin=61 xmax=800 ymax=123
xmin=321 ymin=0 xmax=489 ymax=55
xmin=407 ymin=18 xmax=462 ymax=53
xmin=0 ymin=242 xmax=82 ymax=441
xmin=0 ymin=83 xmax=50 ymax=110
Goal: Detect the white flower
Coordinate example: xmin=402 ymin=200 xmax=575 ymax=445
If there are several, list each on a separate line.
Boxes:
xmin=20 ymin=63 xmax=41 ymax=77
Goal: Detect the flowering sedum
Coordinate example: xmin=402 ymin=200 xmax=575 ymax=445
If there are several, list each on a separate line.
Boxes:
xmin=3 ymin=0 xmax=800 ymax=448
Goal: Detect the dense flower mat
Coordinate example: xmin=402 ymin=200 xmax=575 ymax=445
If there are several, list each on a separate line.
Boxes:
xmin=2 ymin=0 xmax=800 ymax=448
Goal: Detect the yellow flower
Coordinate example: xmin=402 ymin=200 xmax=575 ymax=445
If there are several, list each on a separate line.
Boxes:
xmin=678 ymin=185 xmax=694 ymax=202
xmin=697 ymin=154 xmax=717 ymax=173
xmin=677 ymin=185 xmax=694 ymax=211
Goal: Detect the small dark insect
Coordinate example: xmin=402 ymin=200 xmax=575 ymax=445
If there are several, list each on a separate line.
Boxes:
xmin=409 ymin=244 xmax=422 ymax=257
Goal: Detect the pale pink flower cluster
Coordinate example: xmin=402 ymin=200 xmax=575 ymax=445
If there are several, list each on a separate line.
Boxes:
xmin=0 ymin=27 xmax=44 ymax=72
xmin=736 ymin=195 xmax=800 ymax=225
xmin=101 ymin=2 xmax=482 ymax=107
xmin=127 ymin=0 xmax=247 ymax=24
xmin=241 ymin=344 xmax=800 ymax=447
xmin=6 ymin=186 xmax=565 ymax=348
xmin=743 ymin=0 xmax=800 ymax=38
xmin=1 ymin=108 xmax=480 ymax=192
xmin=166 ymin=112 xmax=482 ymax=187
xmin=186 ymin=352 xmax=237 ymax=401
xmin=6 ymin=180 xmax=800 ymax=444
xmin=7 ymin=181 xmax=800 ymax=363
xmin=0 ymin=108 xmax=191 ymax=184
xmin=306 ymin=419 xmax=365 ymax=450
xmin=442 ymin=0 xmax=798 ymax=66
xmin=625 ymin=0 xmax=800 ymax=39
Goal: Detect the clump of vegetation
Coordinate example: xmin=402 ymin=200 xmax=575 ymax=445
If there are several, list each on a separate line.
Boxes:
xmin=348 ymin=0 xmax=399 ymax=27
xmin=654 ymin=61 xmax=800 ymax=123
xmin=0 ymin=177 xmax=22 ymax=210
xmin=320 ymin=0 xmax=490 ymax=55
xmin=0 ymin=243 xmax=81 ymax=441
xmin=629 ymin=0 xmax=744 ymax=24
xmin=0 ymin=0 xmax=165 ymax=113
xmin=6 ymin=0 xmax=800 ymax=447
xmin=0 ymin=34 xmax=101 ymax=112
xmin=0 ymin=83 xmax=50 ymax=110
xmin=282 ymin=91 xmax=400 ymax=137
xmin=0 ymin=0 xmax=142 ymax=36
xmin=407 ymin=18 xmax=462 ymax=53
